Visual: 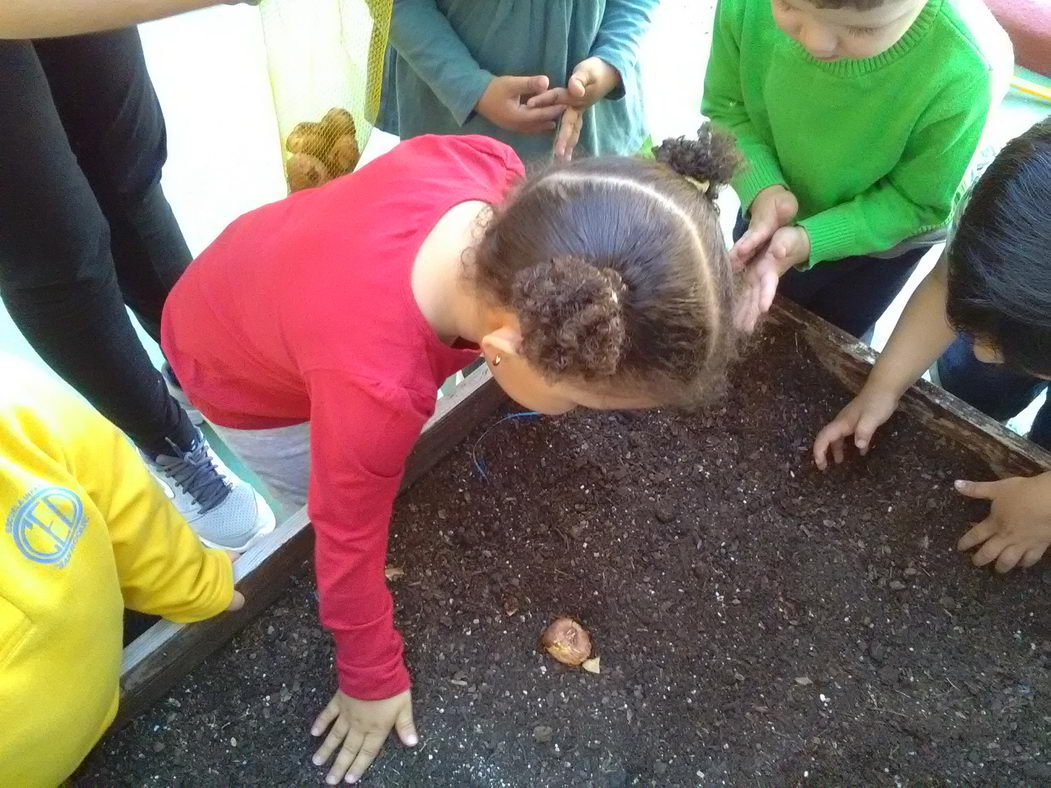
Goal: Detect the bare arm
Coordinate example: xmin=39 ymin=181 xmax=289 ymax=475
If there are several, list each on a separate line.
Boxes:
xmin=814 ymin=254 xmax=957 ymax=468
xmin=0 ymin=0 xmax=240 ymax=40
xmin=866 ymin=254 xmax=956 ymax=400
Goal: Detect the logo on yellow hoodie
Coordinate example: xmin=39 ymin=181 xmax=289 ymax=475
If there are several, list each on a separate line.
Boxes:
xmin=5 ymin=486 xmax=87 ymax=567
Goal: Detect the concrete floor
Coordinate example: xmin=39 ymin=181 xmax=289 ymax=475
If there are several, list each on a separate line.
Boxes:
xmin=0 ymin=1 xmax=1047 ymax=433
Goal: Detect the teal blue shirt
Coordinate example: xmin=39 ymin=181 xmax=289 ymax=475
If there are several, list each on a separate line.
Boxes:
xmin=379 ymin=0 xmax=657 ymax=161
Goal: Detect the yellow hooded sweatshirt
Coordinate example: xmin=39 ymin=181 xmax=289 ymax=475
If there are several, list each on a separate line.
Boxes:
xmin=0 ymin=358 xmax=234 ymax=786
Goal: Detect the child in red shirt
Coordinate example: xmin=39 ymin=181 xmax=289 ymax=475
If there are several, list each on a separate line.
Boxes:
xmin=162 ymin=130 xmax=741 ymax=784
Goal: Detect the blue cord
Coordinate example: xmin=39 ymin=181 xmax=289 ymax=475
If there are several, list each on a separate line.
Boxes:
xmin=471 ymin=411 xmax=541 ymax=481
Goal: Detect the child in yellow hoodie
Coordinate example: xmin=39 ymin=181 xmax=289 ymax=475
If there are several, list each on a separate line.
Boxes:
xmin=0 ymin=355 xmax=244 ymax=786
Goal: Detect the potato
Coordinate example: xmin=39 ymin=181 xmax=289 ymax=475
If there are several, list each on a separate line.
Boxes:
xmin=320 ymin=107 xmax=357 ymax=140
xmin=285 ymin=122 xmax=328 ymax=158
xmin=326 ymin=133 xmax=361 ymax=175
xmin=286 ymin=153 xmax=331 ymax=192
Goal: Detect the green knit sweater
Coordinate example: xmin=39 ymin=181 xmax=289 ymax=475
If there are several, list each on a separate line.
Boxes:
xmin=702 ymin=0 xmax=1011 ymax=266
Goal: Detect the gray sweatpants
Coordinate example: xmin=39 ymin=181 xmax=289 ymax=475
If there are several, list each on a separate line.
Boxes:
xmin=211 ymin=422 xmax=311 ymax=518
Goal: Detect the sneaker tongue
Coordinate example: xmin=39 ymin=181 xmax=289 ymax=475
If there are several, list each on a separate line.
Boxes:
xmin=160 ymin=444 xmax=231 ymax=513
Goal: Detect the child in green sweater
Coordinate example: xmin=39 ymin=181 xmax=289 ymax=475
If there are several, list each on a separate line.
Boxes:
xmin=702 ymin=0 xmax=1013 ymax=337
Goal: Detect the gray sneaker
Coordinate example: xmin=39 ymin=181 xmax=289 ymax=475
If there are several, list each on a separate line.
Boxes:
xmin=162 ymin=364 xmax=204 ymax=426
xmin=143 ymin=429 xmax=276 ymax=551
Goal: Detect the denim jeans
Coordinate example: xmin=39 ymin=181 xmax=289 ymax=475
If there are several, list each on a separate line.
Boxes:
xmin=732 ymin=213 xmax=926 ymax=340
xmin=936 ymin=335 xmax=1051 ymax=451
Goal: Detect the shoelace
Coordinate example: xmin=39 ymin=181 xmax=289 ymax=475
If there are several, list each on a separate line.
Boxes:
xmin=157 ymin=442 xmax=231 ymax=514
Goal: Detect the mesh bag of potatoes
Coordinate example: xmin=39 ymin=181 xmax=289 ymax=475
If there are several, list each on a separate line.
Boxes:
xmin=259 ymin=0 xmax=391 ymax=192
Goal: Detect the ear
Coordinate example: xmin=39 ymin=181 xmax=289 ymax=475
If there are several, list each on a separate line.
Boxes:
xmin=480 ymin=324 xmax=523 ymax=362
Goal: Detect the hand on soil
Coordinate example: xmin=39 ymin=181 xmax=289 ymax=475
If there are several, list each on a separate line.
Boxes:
xmin=813 ymin=388 xmax=901 ymax=470
xmin=955 ymin=474 xmax=1051 ymax=572
xmin=311 ymin=689 xmax=416 ymax=784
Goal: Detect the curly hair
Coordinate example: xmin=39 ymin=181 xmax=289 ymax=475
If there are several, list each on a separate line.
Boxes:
xmin=471 ymin=123 xmax=742 ymax=407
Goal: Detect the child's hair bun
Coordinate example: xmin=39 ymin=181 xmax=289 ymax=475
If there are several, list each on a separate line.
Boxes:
xmin=511 ymin=257 xmax=627 ymax=380
xmin=653 ymin=122 xmax=741 ymax=195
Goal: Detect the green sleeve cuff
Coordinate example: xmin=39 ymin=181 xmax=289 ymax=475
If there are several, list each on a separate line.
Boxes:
xmin=797 ymin=209 xmax=858 ymax=268
xmin=731 ymin=147 xmax=788 ymax=213
xmin=446 ymin=69 xmax=495 ymax=126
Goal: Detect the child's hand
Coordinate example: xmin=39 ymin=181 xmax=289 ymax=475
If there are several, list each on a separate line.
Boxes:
xmin=813 ymin=386 xmax=901 ymax=470
xmin=956 ymin=474 xmax=1051 ymax=572
xmin=734 ymin=225 xmax=810 ymax=332
xmin=311 ymin=688 xmax=417 ymax=784
xmin=731 ymin=185 xmax=798 ymax=269
xmin=222 ymin=550 xmax=246 ymax=611
xmin=475 ymin=75 xmax=566 ymax=135
xmin=526 ymin=57 xmax=622 ymax=160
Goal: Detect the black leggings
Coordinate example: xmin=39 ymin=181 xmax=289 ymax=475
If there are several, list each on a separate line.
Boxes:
xmin=0 ymin=30 xmax=194 ymax=455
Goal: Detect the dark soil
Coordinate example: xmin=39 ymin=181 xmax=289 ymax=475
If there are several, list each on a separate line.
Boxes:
xmin=79 ymin=327 xmax=1051 ymax=786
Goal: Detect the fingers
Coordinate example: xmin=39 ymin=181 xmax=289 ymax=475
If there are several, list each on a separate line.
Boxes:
xmin=510 ymin=103 xmax=565 ymax=134
xmin=508 ymin=74 xmax=548 ymax=97
xmin=731 ymin=222 xmax=776 ymax=268
xmin=226 ymin=590 xmax=245 ymax=612
xmin=345 ymin=732 xmax=385 ymax=784
xmin=758 ymin=267 xmax=779 ymax=314
xmin=994 ymin=543 xmax=1025 ymax=574
xmin=325 ymin=730 xmax=364 ymax=785
xmin=568 ymin=71 xmax=591 ymax=99
xmin=954 ymin=479 xmax=998 ymax=500
xmin=554 ymin=108 xmax=583 ymax=160
xmin=853 ymin=413 xmax=884 ymax=455
xmin=311 ymin=695 xmax=342 ymax=739
xmin=957 ymin=518 xmax=996 ymax=552
xmin=526 ymin=87 xmax=570 ymax=109
xmin=971 ymin=534 xmax=1009 ymax=568
xmin=394 ymin=701 xmax=419 ymax=746
xmin=1021 ymin=544 xmax=1048 ymax=568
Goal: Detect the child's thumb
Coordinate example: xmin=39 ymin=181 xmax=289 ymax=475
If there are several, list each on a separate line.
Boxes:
xmin=226 ymin=590 xmax=246 ymax=612
xmin=395 ymin=702 xmax=418 ymax=747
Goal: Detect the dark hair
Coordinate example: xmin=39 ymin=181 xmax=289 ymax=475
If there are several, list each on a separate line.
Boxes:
xmin=946 ymin=118 xmax=1051 ymax=377
xmin=471 ymin=123 xmax=742 ymax=406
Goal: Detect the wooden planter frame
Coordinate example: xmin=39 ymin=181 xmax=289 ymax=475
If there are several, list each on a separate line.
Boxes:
xmin=113 ymin=299 xmax=1051 ymax=730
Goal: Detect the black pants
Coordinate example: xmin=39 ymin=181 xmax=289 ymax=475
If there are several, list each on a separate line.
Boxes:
xmin=732 ymin=213 xmax=927 ymax=340
xmin=0 ymin=30 xmax=194 ymax=455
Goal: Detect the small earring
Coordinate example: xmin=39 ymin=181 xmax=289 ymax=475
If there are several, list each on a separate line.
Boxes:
xmin=492 ymin=354 xmax=502 ymax=367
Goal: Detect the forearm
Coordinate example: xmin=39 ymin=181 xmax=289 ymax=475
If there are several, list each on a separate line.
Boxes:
xmin=390 ymin=0 xmax=492 ymax=124
xmin=590 ymin=0 xmax=658 ymax=99
xmin=0 ymin=0 xmax=224 ymax=39
xmin=866 ymin=259 xmax=955 ymax=399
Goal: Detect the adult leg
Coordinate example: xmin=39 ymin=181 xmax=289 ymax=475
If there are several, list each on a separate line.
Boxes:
xmin=0 ymin=39 xmax=193 ymax=456
xmin=34 ymin=29 xmax=190 ymax=343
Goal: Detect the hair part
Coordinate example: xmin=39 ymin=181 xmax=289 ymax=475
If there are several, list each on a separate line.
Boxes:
xmin=471 ymin=123 xmax=742 ymax=407
xmin=946 ymin=118 xmax=1051 ymax=377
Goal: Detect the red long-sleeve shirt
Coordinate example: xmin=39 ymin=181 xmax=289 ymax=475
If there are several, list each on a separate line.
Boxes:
xmin=162 ymin=135 xmax=524 ymax=699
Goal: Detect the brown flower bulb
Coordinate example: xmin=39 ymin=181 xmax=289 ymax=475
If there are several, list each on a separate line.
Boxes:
xmin=540 ymin=617 xmax=592 ymax=666
xmin=320 ymin=107 xmax=357 ymax=139
xmin=285 ymin=121 xmax=328 ymax=158
xmin=285 ymin=153 xmax=331 ymax=192
xmin=326 ymin=134 xmax=360 ymax=175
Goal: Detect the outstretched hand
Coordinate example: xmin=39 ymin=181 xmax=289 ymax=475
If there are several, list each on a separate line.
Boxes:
xmin=956 ymin=474 xmax=1051 ymax=573
xmin=311 ymin=689 xmax=417 ymax=784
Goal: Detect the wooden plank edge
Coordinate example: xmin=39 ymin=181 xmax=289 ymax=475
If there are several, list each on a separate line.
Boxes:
xmin=114 ymin=366 xmax=506 ymax=729
xmin=768 ymin=298 xmax=1051 ymax=478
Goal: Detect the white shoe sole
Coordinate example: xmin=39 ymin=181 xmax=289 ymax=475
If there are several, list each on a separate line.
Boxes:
xmin=199 ymin=490 xmax=278 ymax=553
